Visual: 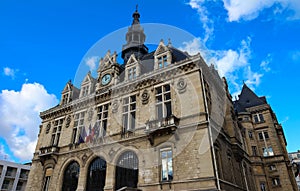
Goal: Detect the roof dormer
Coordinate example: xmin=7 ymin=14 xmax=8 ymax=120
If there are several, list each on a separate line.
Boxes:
xmin=60 ymin=80 xmax=80 ymax=105
xmin=80 ymin=71 xmax=96 ymax=98
xmin=125 ymin=54 xmax=141 ymax=81
xmin=154 ymin=40 xmax=172 ymax=70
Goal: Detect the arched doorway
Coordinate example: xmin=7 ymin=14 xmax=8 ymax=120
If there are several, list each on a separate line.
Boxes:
xmin=115 ymin=151 xmax=138 ymax=190
xmin=62 ymin=161 xmax=80 ymax=191
xmin=86 ymin=157 xmax=107 ymax=191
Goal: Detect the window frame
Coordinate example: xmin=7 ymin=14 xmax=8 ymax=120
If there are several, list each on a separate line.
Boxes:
xmin=97 ymin=103 xmax=109 ymax=137
xmin=155 ymin=84 xmax=172 ymax=120
xmin=72 ymin=111 xmax=85 ymax=144
xmin=160 ymin=147 xmax=173 ymax=182
xmin=122 ymin=95 xmax=136 ymax=132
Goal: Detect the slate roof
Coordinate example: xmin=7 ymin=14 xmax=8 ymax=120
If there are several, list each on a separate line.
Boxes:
xmin=234 ymin=84 xmax=267 ymax=112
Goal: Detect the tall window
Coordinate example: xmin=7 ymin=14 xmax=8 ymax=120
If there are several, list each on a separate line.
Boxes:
xmin=122 ymin=95 xmax=136 ymax=132
xmin=258 ymin=131 xmax=269 ymax=140
xmin=86 ymin=157 xmax=107 ymax=191
xmin=156 ymin=84 xmax=172 ymax=120
xmin=160 ymin=148 xmax=173 ymax=181
xmin=50 ymin=119 xmax=63 ymax=146
xmin=97 ymin=104 xmax=109 ymax=137
xmin=128 ymin=67 xmax=137 ymax=80
xmin=115 ymin=151 xmax=139 ymax=190
xmin=248 ymin=131 xmax=253 ymax=139
xmin=72 ymin=111 xmax=85 ymax=144
xmin=260 ymin=182 xmax=266 ymax=191
xmin=253 ymin=113 xmax=264 ymax=123
xmin=62 ymin=161 xmax=80 ymax=191
xmin=272 ymin=177 xmax=281 ymax=186
xmin=158 ymin=55 xmax=168 ymax=68
xmin=62 ymin=93 xmax=69 ymax=105
xmin=82 ymin=86 xmax=89 ymax=97
xmin=252 ymin=146 xmax=257 ymax=156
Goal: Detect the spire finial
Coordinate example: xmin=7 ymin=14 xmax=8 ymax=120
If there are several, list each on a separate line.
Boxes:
xmin=132 ymin=5 xmax=140 ymax=25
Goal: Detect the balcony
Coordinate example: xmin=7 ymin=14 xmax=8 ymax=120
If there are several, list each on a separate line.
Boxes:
xmin=38 ymin=146 xmax=59 ymax=165
xmin=145 ymin=115 xmax=179 ymax=146
xmin=39 ymin=146 xmax=59 ymax=156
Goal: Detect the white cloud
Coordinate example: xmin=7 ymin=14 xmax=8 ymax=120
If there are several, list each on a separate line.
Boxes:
xmin=222 ymin=0 xmax=300 ymax=22
xmin=0 ymin=83 xmax=58 ymax=162
xmin=85 ymin=56 xmax=99 ymax=72
xmin=3 ymin=67 xmax=17 ymax=79
xmin=180 ymin=36 xmax=264 ymax=96
xmin=260 ymin=54 xmax=272 ymax=72
xmin=187 ymin=0 xmax=214 ymax=43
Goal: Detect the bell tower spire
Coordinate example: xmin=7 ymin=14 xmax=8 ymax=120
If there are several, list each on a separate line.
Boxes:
xmin=121 ymin=6 xmax=148 ymax=64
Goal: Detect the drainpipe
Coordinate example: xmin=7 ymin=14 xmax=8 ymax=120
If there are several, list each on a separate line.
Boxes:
xmin=200 ymin=68 xmax=221 ymax=190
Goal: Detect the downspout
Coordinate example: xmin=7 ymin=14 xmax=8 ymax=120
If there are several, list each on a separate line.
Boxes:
xmin=200 ymin=68 xmax=221 ymax=190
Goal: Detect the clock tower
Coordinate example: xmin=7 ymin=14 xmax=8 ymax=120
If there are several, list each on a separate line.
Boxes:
xmin=96 ymin=50 xmax=121 ymax=93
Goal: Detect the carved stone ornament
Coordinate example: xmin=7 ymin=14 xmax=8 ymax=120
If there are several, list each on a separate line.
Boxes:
xmin=177 ymin=78 xmax=187 ymax=94
xmin=112 ymin=100 xmax=119 ymax=113
xmin=88 ymin=108 xmax=94 ymax=121
xmin=65 ymin=115 xmax=71 ymax=128
xmin=82 ymin=154 xmax=88 ymax=166
xmin=46 ymin=123 xmax=51 ymax=134
xmin=141 ymin=90 xmax=150 ymax=104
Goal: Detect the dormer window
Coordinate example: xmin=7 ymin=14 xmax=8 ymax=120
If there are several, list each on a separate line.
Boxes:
xmin=158 ymin=55 xmax=168 ymax=68
xmin=82 ymin=86 xmax=90 ymax=97
xmin=125 ymin=54 xmax=140 ymax=81
xmin=128 ymin=67 xmax=137 ymax=80
xmin=62 ymin=94 xmax=69 ymax=105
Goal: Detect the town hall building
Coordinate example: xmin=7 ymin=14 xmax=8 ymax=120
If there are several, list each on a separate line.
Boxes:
xmin=26 ymin=8 xmax=297 ymax=191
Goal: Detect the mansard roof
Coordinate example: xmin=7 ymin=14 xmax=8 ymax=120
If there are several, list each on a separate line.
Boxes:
xmin=234 ymin=84 xmax=267 ymax=112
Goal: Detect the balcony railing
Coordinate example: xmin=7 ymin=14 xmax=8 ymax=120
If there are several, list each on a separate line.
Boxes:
xmin=39 ymin=146 xmax=59 ymax=156
xmin=145 ymin=115 xmax=179 ymax=132
xmin=145 ymin=115 xmax=179 ymax=146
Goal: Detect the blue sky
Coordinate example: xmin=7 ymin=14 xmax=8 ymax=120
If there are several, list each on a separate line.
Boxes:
xmin=0 ymin=0 xmax=299 ymax=163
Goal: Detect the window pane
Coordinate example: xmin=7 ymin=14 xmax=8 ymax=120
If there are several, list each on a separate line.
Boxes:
xmin=123 ymin=114 xmax=128 ymax=130
xmin=156 ymin=87 xmax=162 ymax=94
xmin=258 ymin=132 xmax=263 ymax=140
xmin=157 ymin=104 xmax=163 ymax=119
xmin=156 ymin=95 xmax=162 ymax=103
xmin=264 ymin=132 xmax=269 ymax=139
xmin=123 ymin=105 xmax=128 ymax=112
xmin=161 ymin=158 xmax=168 ymax=180
xmin=166 ymin=101 xmax=172 ymax=117
xmin=131 ymin=95 xmax=136 ymax=102
xmin=130 ymin=112 xmax=135 ymax=129
xmin=259 ymin=113 xmax=264 ymax=121
xmin=165 ymin=93 xmax=171 ymax=100
xmin=164 ymin=84 xmax=170 ymax=92
xmin=254 ymin=115 xmax=259 ymax=123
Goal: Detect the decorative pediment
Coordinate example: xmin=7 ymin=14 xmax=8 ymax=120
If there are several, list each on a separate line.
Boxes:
xmin=126 ymin=54 xmax=138 ymax=66
xmin=97 ymin=50 xmax=118 ymax=72
xmin=154 ymin=40 xmax=169 ymax=56
xmin=61 ymin=80 xmax=72 ymax=94
xmin=81 ymin=71 xmax=93 ymax=86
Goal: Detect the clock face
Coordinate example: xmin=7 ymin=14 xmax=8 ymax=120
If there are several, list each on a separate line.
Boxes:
xmin=101 ymin=74 xmax=111 ymax=85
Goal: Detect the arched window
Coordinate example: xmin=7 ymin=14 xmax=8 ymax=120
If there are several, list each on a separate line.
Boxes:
xmin=62 ymin=161 xmax=80 ymax=191
xmin=86 ymin=157 xmax=107 ymax=191
xmin=115 ymin=151 xmax=138 ymax=190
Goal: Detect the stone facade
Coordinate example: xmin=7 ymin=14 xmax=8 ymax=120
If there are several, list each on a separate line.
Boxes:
xmin=234 ymin=85 xmax=298 ymax=191
xmin=26 ymin=9 xmax=297 ymax=191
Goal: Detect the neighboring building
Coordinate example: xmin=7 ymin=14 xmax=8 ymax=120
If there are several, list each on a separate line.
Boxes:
xmin=289 ymin=151 xmax=300 ymax=190
xmin=0 ymin=160 xmax=31 ymax=191
xmin=234 ymin=85 xmax=298 ymax=191
xmin=26 ymin=8 xmax=297 ymax=191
